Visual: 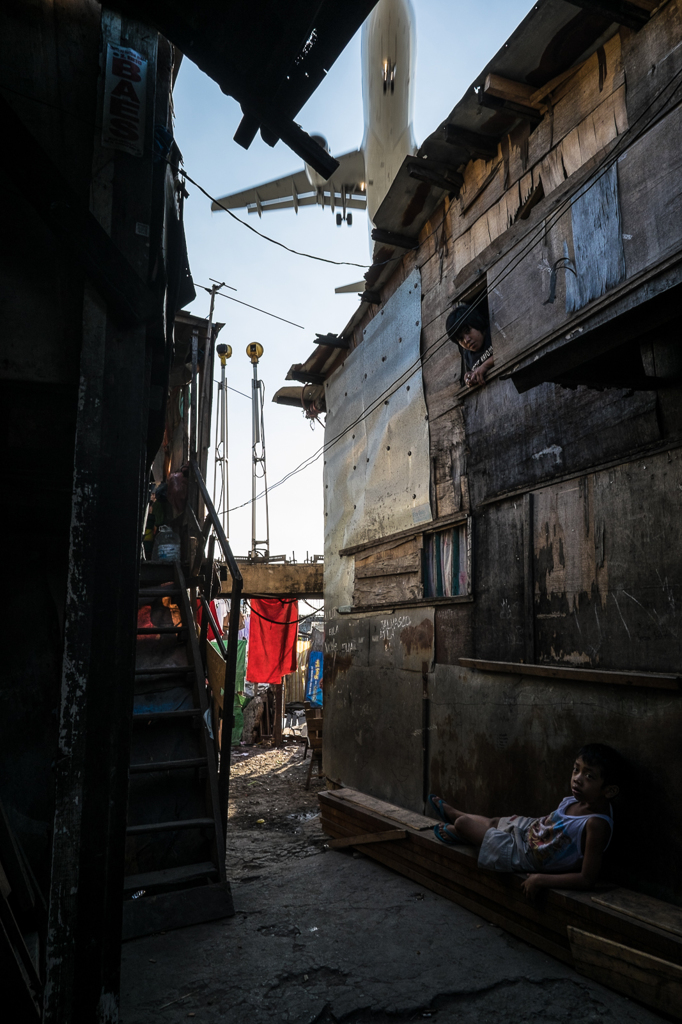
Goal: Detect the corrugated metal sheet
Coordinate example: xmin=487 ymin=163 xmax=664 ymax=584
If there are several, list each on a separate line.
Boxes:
xmin=324 ymin=268 xmax=432 ymax=613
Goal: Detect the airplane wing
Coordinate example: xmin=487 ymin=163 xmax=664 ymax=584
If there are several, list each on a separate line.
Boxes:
xmin=211 ymin=149 xmax=366 ymax=217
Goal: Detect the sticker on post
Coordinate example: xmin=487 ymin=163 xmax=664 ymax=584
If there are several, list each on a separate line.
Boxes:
xmin=102 ymin=44 xmax=148 ymax=157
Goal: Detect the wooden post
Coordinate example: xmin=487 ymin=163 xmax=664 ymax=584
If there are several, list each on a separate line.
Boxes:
xmin=523 ymin=492 xmax=535 ymax=664
xmin=274 ymin=684 xmax=283 ymax=747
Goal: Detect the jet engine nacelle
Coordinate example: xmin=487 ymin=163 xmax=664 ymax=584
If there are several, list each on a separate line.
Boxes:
xmin=305 ymin=134 xmax=331 ymax=187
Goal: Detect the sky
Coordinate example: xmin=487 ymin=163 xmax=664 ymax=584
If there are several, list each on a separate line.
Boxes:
xmin=172 ymin=0 xmax=534 ymax=561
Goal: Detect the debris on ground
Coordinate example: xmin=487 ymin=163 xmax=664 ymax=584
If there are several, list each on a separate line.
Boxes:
xmin=226 ymin=743 xmax=327 ymax=878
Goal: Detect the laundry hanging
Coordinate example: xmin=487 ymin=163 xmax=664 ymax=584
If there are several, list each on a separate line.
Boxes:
xmin=195 ymin=598 xmax=223 ymax=641
xmin=246 ymin=598 xmax=298 ymax=685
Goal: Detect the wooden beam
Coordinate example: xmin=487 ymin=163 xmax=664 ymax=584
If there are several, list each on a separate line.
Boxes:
xmin=407 ymin=163 xmax=464 ymax=196
xmin=444 ymin=125 xmax=499 ymax=159
xmin=478 ymin=92 xmax=543 ymax=127
xmin=484 ymin=73 xmax=543 ymax=109
xmin=311 ymin=332 xmax=344 ymax=353
xmin=458 ymin=658 xmax=680 ymax=690
xmin=222 ymin=561 xmax=323 ymax=598
xmin=568 ymin=927 xmax=682 ymax=1017
xmin=327 ymin=829 xmax=407 ymax=849
xmin=285 ymin=367 xmax=326 ymax=385
xmin=568 ymin=1 xmax=650 ymax=30
xmin=371 ymin=227 xmax=418 ymax=249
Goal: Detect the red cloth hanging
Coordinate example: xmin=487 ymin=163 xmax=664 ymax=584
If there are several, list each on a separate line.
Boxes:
xmin=246 ymin=598 xmax=298 ymax=685
xmin=196 ymin=599 xmax=222 ymax=641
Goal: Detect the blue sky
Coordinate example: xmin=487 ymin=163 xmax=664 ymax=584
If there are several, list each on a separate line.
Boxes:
xmin=172 ymin=0 xmax=533 ymax=560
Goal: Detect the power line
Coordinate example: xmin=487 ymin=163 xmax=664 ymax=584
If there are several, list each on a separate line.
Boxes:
xmin=198 ymin=282 xmax=305 ymax=329
xmin=219 ymin=67 xmax=682 ymax=515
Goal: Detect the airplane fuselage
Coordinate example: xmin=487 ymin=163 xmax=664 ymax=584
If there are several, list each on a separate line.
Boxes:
xmin=361 ymin=0 xmax=417 ymax=224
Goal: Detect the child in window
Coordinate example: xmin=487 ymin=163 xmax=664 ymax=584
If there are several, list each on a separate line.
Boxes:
xmin=446 ymin=303 xmax=494 ymax=388
xmin=429 ymin=743 xmax=622 ymax=900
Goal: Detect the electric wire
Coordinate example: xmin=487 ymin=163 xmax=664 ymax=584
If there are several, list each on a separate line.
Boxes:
xmin=219 ymin=66 xmax=682 ymax=516
xmin=5 ymin=67 xmax=681 ymax=514
xmin=198 ymin=283 xmax=306 ymax=329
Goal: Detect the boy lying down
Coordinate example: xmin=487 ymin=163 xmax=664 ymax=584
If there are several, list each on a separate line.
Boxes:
xmin=429 ymin=744 xmax=622 ymax=900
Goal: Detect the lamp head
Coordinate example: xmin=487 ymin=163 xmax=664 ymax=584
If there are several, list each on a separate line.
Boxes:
xmin=216 ymin=343 xmax=232 ymax=367
xmin=246 ymin=342 xmax=264 ymax=365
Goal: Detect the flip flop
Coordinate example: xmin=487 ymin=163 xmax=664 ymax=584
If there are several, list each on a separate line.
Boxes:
xmin=433 ymin=822 xmax=463 ymax=846
xmin=428 ymin=794 xmax=449 ymax=823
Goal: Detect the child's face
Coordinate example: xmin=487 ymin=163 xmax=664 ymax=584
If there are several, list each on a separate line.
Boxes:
xmin=457 ymin=326 xmax=485 ymax=352
xmin=570 ymin=756 xmax=614 ymax=805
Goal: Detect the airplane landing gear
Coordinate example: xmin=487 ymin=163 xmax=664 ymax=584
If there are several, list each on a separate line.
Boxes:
xmin=336 ymin=213 xmax=342 ymax=226
xmin=347 ymin=213 xmax=352 ymax=226
xmin=336 ymin=212 xmax=353 ymax=226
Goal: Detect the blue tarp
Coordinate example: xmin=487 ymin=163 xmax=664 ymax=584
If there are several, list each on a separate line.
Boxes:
xmin=305 ymin=651 xmax=323 ymax=706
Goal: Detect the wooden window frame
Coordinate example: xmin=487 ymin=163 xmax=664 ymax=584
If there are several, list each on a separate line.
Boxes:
xmin=340 ymin=514 xmax=473 ymax=614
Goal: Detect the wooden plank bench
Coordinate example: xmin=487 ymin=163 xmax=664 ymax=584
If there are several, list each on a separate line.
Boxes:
xmin=318 ymin=787 xmax=682 ymax=1019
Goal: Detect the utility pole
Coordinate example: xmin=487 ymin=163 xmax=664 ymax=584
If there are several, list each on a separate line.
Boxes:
xmin=246 ymin=342 xmax=269 ymax=561
xmin=214 ymin=342 xmax=232 ymax=538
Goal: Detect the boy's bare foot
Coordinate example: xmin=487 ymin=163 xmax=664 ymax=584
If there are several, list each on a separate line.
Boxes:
xmin=428 ymin=795 xmax=466 ymax=824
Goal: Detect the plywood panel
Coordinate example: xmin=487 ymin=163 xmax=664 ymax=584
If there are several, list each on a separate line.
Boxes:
xmin=618 ymin=103 xmax=682 ymax=280
xmin=463 ymin=377 xmax=659 ymax=507
xmin=532 ymin=449 xmax=682 ymax=673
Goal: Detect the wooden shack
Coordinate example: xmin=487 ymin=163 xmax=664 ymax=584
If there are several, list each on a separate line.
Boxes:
xmin=1 ymin=0 xmax=377 ymax=1018
xmin=283 ymin=0 xmax=682 ymax=906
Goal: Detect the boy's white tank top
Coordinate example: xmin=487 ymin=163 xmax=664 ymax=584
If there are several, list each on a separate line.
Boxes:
xmin=524 ymin=796 xmax=613 ymax=873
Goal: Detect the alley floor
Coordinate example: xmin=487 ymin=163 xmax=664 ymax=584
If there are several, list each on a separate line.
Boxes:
xmin=120 ymin=746 xmax=664 ymax=1024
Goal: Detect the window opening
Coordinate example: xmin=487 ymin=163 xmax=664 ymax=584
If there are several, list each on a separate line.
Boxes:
xmin=446 ymin=278 xmax=492 ymax=389
xmin=423 ymin=523 xmax=468 ymax=598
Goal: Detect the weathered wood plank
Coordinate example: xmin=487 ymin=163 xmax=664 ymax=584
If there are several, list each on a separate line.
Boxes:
xmin=355 ymin=551 xmax=422 ymax=578
xmin=221 ymin=561 xmax=323 ymax=597
xmin=327 ymin=828 xmax=407 ymax=848
xmin=459 ymin=659 xmax=680 ymax=690
xmin=568 ymin=926 xmax=682 ymax=1018
xmin=592 ymin=889 xmax=682 ymax=937
xmin=353 ymin=571 xmax=422 ymax=607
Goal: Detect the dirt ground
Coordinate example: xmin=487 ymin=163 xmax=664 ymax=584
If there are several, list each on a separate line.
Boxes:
xmin=225 ymin=742 xmax=327 ymax=878
xmin=120 ymin=744 xmax=663 ymax=1024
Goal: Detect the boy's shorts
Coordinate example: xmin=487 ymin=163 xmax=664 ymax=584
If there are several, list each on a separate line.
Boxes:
xmin=477 ymin=815 xmax=538 ymax=873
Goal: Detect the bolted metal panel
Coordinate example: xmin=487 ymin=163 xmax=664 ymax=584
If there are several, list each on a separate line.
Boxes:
xmin=324 ymin=268 xmax=432 ymax=616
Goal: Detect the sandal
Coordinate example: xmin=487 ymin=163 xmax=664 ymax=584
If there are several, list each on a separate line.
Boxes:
xmin=428 ymin=794 xmax=449 ymax=823
xmin=433 ymin=822 xmax=463 ymax=846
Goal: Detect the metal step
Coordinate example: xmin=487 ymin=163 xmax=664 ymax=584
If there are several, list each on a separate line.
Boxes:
xmin=126 ymin=818 xmax=216 ymax=835
xmin=136 ymin=626 xmax=184 ymax=635
xmin=122 ymin=882 xmax=234 ymax=940
xmin=123 ymin=861 xmax=218 ymax=895
xmin=138 ymin=587 xmax=182 ymax=598
xmin=134 ymin=666 xmax=193 ymax=677
xmin=132 ymin=709 xmax=201 ymax=723
xmin=129 ymin=757 xmax=208 ymax=774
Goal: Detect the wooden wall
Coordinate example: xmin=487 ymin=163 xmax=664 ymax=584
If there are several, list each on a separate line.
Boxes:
xmin=323 ymin=1 xmax=682 ymax=898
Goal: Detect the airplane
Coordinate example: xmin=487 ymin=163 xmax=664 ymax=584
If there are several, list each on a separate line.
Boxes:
xmin=211 ymin=0 xmax=417 ymax=246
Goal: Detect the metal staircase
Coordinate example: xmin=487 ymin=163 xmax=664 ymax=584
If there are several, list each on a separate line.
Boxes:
xmin=122 ymin=463 xmax=242 ymax=939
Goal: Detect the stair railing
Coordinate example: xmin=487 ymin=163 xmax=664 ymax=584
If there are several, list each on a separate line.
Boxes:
xmin=187 ymin=459 xmax=243 ymax=830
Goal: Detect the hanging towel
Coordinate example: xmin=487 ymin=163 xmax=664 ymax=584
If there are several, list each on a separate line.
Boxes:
xmin=246 ymin=598 xmax=298 ymax=684
xmin=196 ymin=599 xmax=222 ymax=641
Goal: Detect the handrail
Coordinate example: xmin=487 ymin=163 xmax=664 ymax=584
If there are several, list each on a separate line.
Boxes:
xmin=199 ymin=594 xmax=227 ymax=660
xmin=189 ymin=458 xmax=243 ymax=827
xmin=189 ymin=459 xmax=242 ymax=584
